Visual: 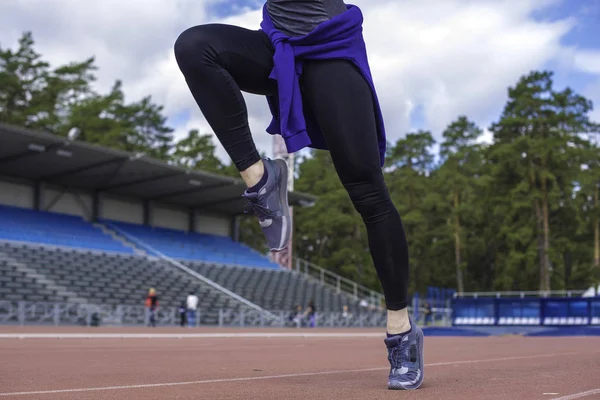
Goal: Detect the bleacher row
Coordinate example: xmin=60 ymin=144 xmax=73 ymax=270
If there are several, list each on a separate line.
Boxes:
xmin=0 ymin=205 xmax=279 ymax=268
xmin=0 ymin=205 xmax=359 ymax=320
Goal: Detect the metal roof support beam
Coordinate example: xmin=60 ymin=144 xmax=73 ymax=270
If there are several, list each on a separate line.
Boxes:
xmin=39 ymin=157 xmax=126 ymax=180
xmin=231 ymin=215 xmax=241 ymax=242
xmin=33 ymin=181 xmax=44 ymax=211
xmin=195 ymin=195 xmax=242 ymax=209
xmin=188 ymin=210 xmax=196 ymax=233
xmin=148 ymin=182 xmax=232 ymax=201
xmin=44 ymin=188 xmax=66 ymax=212
xmin=143 ymin=200 xmax=151 ymax=226
xmin=73 ymin=191 xmax=92 ymax=221
xmin=100 ymin=172 xmax=182 ymax=191
xmin=0 ymin=143 xmax=62 ymax=166
xmin=99 ymin=158 xmax=132 ymax=187
xmin=91 ymin=191 xmax=100 ymax=222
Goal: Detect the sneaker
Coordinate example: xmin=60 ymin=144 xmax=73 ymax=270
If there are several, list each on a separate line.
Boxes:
xmin=384 ymin=320 xmax=424 ymax=390
xmin=242 ymin=158 xmax=291 ymax=252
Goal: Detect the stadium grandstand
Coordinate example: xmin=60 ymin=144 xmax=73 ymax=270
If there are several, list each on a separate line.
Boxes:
xmin=0 ymin=122 xmax=384 ymax=327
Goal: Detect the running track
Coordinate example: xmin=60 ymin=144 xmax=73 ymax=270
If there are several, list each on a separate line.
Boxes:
xmin=0 ymin=327 xmax=598 ymax=400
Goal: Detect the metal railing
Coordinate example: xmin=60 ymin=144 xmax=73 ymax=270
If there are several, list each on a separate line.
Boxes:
xmin=0 ymin=301 xmax=454 ymax=328
xmin=293 ymin=258 xmax=384 ymax=306
xmin=0 ymin=301 xmax=392 ymax=328
xmin=104 ymin=223 xmax=281 ymax=323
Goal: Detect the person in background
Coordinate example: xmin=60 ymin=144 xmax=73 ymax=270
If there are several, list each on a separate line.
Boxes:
xmin=145 ymin=288 xmax=159 ymax=327
xmin=423 ymin=302 xmax=433 ymax=326
xmin=342 ymin=304 xmax=351 ymax=327
xmin=186 ymin=291 xmax=199 ymax=328
xmin=342 ymin=304 xmax=350 ymax=318
xmin=178 ymin=300 xmax=187 ymax=327
xmin=305 ymin=300 xmax=316 ymax=328
xmin=288 ymin=304 xmax=301 ymax=327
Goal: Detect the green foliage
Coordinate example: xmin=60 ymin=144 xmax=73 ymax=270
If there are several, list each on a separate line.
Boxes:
xmin=0 ymin=32 xmax=173 ymax=158
xmin=2 ymin=33 xmax=599 ymax=294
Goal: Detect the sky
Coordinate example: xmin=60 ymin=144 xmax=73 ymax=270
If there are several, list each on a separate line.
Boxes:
xmin=1 ymin=0 xmax=599 ymax=163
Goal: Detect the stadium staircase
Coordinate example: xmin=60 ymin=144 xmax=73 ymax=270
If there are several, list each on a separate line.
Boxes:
xmin=2 ymin=251 xmax=88 ymax=304
xmin=93 ymin=223 xmax=146 ymax=256
xmin=101 ymin=222 xmax=367 ymax=311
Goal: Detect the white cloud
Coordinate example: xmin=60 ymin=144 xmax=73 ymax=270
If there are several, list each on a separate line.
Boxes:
xmin=1 ymin=0 xmax=597 ymax=164
xmin=574 ymin=51 xmax=600 ymax=75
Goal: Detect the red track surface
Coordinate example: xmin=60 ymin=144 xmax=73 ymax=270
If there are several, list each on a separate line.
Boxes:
xmin=1 ymin=327 xmax=599 ymax=400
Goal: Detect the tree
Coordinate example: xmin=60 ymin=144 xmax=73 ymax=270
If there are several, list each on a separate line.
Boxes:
xmin=438 ymin=116 xmax=483 ymax=293
xmin=172 ymin=129 xmax=224 ymax=172
xmin=576 ymin=138 xmax=600 ymax=282
xmin=64 ymin=80 xmax=174 ymax=159
xmin=488 ymin=70 xmax=596 ymax=291
xmin=0 ymin=32 xmax=96 ymax=132
xmin=385 ymin=131 xmax=441 ymax=293
xmin=1 ymin=32 xmax=173 ymax=159
xmin=294 ymin=150 xmax=379 ymax=288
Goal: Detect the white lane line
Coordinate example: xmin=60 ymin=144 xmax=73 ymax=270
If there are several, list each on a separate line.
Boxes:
xmin=547 ymin=389 xmax=600 ymax=400
xmin=0 ymin=352 xmax=585 ymax=397
xmin=0 ymin=332 xmax=385 ymax=339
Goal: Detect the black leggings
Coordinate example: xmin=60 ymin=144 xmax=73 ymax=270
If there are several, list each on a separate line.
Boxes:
xmin=174 ymin=24 xmax=409 ymax=310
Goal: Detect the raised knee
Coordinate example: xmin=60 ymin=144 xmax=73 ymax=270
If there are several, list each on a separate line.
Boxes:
xmin=174 ymin=25 xmax=217 ymax=68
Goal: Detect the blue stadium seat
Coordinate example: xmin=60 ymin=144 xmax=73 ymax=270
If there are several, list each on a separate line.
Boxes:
xmin=0 ymin=205 xmax=133 ymax=254
xmin=592 ymin=299 xmax=600 ymax=326
xmin=106 ymin=220 xmax=280 ymax=269
xmin=453 ymin=296 xmax=600 ymax=327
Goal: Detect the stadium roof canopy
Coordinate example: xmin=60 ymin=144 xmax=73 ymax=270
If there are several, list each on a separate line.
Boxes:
xmin=0 ymin=123 xmax=316 ymax=216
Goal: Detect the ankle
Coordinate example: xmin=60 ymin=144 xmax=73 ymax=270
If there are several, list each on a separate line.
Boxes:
xmin=387 ymin=308 xmax=411 ymax=335
xmin=241 ymin=160 xmax=265 ymax=188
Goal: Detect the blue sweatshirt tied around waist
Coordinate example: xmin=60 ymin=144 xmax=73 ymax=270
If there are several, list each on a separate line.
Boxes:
xmin=260 ymin=3 xmax=387 ymax=166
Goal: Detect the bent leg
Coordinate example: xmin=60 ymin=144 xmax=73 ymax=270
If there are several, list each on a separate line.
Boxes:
xmin=175 ymin=24 xmax=292 ymax=252
xmin=174 ymin=23 xmax=276 ymax=172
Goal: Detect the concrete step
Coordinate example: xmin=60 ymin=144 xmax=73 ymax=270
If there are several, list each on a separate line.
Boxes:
xmin=0 ymin=249 xmax=86 ymax=304
xmin=94 ymin=223 xmax=146 ymax=255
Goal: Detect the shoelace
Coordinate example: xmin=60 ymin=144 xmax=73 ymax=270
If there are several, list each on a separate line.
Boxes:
xmin=388 ymin=342 xmax=409 ymax=369
xmin=243 ymin=197 xmax=276 ymax=220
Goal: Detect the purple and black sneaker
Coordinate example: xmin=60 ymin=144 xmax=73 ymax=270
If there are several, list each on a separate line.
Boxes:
xmin=242 ymin=158 xmax=291 ymax=252
xmin=384 ymin=319 xmax=424 ymax=390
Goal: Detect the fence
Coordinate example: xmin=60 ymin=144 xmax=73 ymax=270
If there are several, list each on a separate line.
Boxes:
xmin=0 ymin=301 xmax=393 ymax=328
xmin=293 ymin=258 xmax=384 ymax=307
xmin=452 ymin=296 xmax=600 ymax=326
xmin=0 ymin=300 xmax=454 ymax=328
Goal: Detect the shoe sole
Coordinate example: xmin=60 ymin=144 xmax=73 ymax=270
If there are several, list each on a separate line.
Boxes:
xmin=387 ymin=326 xmax=424 ymax=390
xmin=271 ymin=158 xmax=290 ymax=252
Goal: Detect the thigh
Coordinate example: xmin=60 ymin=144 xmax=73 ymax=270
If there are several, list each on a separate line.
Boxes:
xmin=300 ymin=60 xmax=382 ymax=183
xmin=176 ymin=23 xmax=277 ymax=96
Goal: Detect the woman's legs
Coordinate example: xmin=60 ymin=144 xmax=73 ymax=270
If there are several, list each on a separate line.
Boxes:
xmin=174 ymin=24 xmax=291 ymax=251
xmin=175 ymin=25 xmax=410 ymax=325
xmin=174 ymin=24 xmax=275 ymax=176
xmin=300 ymin=60 xmax=410 ymax=334
xmin=301 ymin=59 xmax=424 ymax=391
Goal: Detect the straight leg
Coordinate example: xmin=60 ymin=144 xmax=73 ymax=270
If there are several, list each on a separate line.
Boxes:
xmin=300 ymin=59 xmax=424 ymax=390
xmin=300 ymin=60 xmax=410 ymax=315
